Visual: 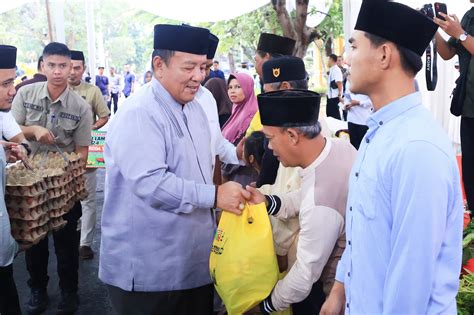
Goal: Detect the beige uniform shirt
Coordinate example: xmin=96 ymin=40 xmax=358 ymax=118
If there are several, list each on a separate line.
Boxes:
xmin=269 ymin=138 xmax=357 ymax=311
xmin=70 ymin=81 xmax=110 ymax=123
xmin=11 ymin=81 xmax=92 ymax=153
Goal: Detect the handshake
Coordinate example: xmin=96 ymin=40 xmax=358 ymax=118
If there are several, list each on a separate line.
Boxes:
xmin=216 ymin=182 xmax=266 ymax=215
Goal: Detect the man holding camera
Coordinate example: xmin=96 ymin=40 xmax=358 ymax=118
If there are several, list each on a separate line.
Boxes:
xmin=435 ymin=3 xmax=474 ymax=212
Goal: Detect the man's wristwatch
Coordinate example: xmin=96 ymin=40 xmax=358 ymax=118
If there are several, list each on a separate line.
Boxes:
xmin=459 ymin=31 xmax=468 ymax=42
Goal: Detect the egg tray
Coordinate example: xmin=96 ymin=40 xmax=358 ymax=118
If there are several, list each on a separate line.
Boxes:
xmin=7 ymin=203 xmax=49 ymax=221
xmin=11 ymin=224 xmax=49 ymax=245
xmin=49 ymin=205 xmax=71 ymax=219
xmin=48 ymin=197 xmax=68 ymax=211
xmin=6 ymin=193 xmax=48 ymax=210
xmin=49 ymin=217 xmax=68 ymax=231
xmin=44 ymin=173 xmax=74 ymax=189
xmin=46 ymin=186 xmax=67 ymax=199
xmin=74 ymin=188 xmax=88 ymax=202
xmin=10 ymin=213 xmax=49 ymax=231
xmin=6 ymin=181 xmax=48 ymax=197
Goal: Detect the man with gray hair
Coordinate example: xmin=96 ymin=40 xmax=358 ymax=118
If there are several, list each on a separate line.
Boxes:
xmin=246 ymin=89 xmax=357 ymax=315
xmin=99 ymin=24 xmax=250 ymax=314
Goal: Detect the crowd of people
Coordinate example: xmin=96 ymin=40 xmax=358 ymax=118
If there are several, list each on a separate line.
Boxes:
xmin=0 ymin=0 xmax=474 ymax=314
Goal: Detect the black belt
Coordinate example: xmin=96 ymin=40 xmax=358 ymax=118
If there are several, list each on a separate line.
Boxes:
xmin=425 ymin=38 xmax=438 ymax=91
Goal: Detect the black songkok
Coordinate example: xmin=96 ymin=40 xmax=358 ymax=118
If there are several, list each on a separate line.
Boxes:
xmin=0 ymin=45 xmax=17 ymax=69
xmin=262 ymin=56 xmax=306 ymax=84
xmin=154 ymin=24 xmax=210 ymax=55
xmin=257 ymin=33 xmax=295 ymax=56
xmin=258 ymin=89 xmax=321 ymax=127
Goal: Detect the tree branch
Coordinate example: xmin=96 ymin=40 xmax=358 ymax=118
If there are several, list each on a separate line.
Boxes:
xmin=295 ymin=0 xmax=309 ymax=41
xmin=271 ymin=0 xmax=296 ymax=39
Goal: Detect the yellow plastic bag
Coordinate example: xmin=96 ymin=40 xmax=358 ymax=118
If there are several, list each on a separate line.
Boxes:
xmin=210 ymin=203 xmax=279 ymax=315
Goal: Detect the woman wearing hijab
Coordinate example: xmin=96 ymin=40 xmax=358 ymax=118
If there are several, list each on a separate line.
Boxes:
xmin=204 ymin=78 xmax=233 ymax=128
xmin=221 ymin=73 xmax=258 ymax=185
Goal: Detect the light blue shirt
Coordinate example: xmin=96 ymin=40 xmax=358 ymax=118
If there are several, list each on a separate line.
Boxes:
xmin=0 ymin=147 xmax=18 ymax=267
xmin=99 ymin=78 xmax=216 ymax=291
xmin=336 ymin=92 xmax=463 ymax=314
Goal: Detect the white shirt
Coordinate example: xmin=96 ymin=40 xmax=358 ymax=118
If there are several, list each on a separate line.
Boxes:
xmin=195 ymin=86 xmax=239 ymax=168
xmin=343 ymin=82 xmax=373 ymax=126
xmin=327 ymin=65 xmax=343 ymax=99
xmin=1 ymin=112 xmax=22 ymax=140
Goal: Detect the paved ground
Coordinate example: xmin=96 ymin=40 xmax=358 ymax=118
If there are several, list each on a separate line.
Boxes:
xmin=13 ymin=169 xmax=113 ymax=315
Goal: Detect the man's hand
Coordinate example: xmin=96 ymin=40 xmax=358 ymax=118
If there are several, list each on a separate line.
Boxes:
xmin=320 ymin=281 xmax=345 ymax=315
xmin=217 ymin=181 xmax=251 ymax=215
xmin=1 ymin=141 xmax=27 ymax=162
xmin=245 ymin=185 xmax=266 ymax=205
xmin=236 ymin=137 xmax=246 ymax=162
xmin=435 ymin=13 xmax=464 ymax=39
xmin=33 ymin=126 xmax=55 ymax=145
xmin=343 ymin=103 xmax=352 ymax=111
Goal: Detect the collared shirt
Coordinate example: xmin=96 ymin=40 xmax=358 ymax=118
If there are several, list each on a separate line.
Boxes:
xmin=0 ymin=146 xmax=18 ymax=267
xmin=123 ymin=72 xmax=135 ymax=96
xmin=209 ymin=69 xmax=225 ymax=80
xmin=336 ymin=92 xmax=463 ymax=314
xmin=265 ymin=138 xmax=356 ymax=311
xmin=11 ymin=81 xmax=92 ymax=153
xmin=70 ymin=81 xmax=110 ymax=124
xmin=328 ymin=65 xmax=343 ymax=99
xmin=109 ymin=74 xmax=121 ymax=94
xmin=1 ymin=112 xmax=22 ymax=140
xmin=95 ymin=75 xmax=109 ymax=96
xmin=343 ymin=82 xmax=373 ymax=126
xmin=99 ymin=77 xmax=216 ymax=292
xmin=195 ymin=86 xmax=239 ymax=168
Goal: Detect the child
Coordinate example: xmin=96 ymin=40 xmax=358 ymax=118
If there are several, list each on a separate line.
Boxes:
xmin=244 ymin=131 xmax=266 ymax=174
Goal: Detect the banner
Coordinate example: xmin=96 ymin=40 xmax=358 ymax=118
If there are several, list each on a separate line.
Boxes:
xmin=87 ymin=130 xmax=106 ymax=168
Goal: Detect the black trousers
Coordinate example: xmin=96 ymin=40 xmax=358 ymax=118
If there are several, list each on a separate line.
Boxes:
xmin=461 ymin=117 xmax=474 ymax=211
xmin=25 ymin=202 xmax=82 ymax=293
xmin=292 ymin=280 xmax=326 ymax=315
xmin=107 ymin=284 xmax=214 ymax=315
xmin=326 ymin=97 xmax=341 ymax=120
xmin=0 ymin=264 xmax=21 ymax=315
xmin=108 ymin=92 xmax=119 ymax=114
xmin=348 ymin=122 xmax=369 ymax=150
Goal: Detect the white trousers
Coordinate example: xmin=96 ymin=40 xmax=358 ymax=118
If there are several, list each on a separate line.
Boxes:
xmin=80 ymin=169 xmax=97 ymax=247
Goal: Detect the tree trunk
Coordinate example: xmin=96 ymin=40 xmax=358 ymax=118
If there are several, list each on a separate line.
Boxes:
xmin=325 ymin=37 xmax=333 ymax=56
xmin=271 ymin=0 xmax=322 ymax=58
xmin=271 ymin=0 xmax=296 ymax=39
xmin=228 ymin=51 xmax=236 ymax=73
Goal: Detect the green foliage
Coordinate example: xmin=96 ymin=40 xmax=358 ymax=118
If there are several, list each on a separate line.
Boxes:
xmin=458 ymin=272 xmax=474 ymax=315
xmin=463 ymin=219 xmax=474 ymax=265
xmin=314 ymin=0 xmax=343 ymax=39
xmin=200 ymin=4 xmax=282 ymax=61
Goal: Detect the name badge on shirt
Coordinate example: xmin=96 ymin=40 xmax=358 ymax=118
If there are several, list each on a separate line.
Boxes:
xmin=23 ymin=102 xmax=44 ymax=111
xmin=59 ymin=112 xmax=81 ymax=122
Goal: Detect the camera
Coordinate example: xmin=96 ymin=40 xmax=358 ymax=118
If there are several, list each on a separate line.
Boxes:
xmin=419 ymin=4 xmax=434 ymax=19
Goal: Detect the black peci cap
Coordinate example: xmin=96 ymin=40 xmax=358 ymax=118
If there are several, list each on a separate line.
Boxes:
xmin=262 ymin=56 xmax=306 ymax=84
xmin=154 ymin=24 xmax=210 ymax=55
xmin=257 ymin=33 xmax=296 ymax=56
xmin=0 ymin=45 xmax=17 ymax=69
xmin=258 ymin=89 xmax=321 ymax=127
